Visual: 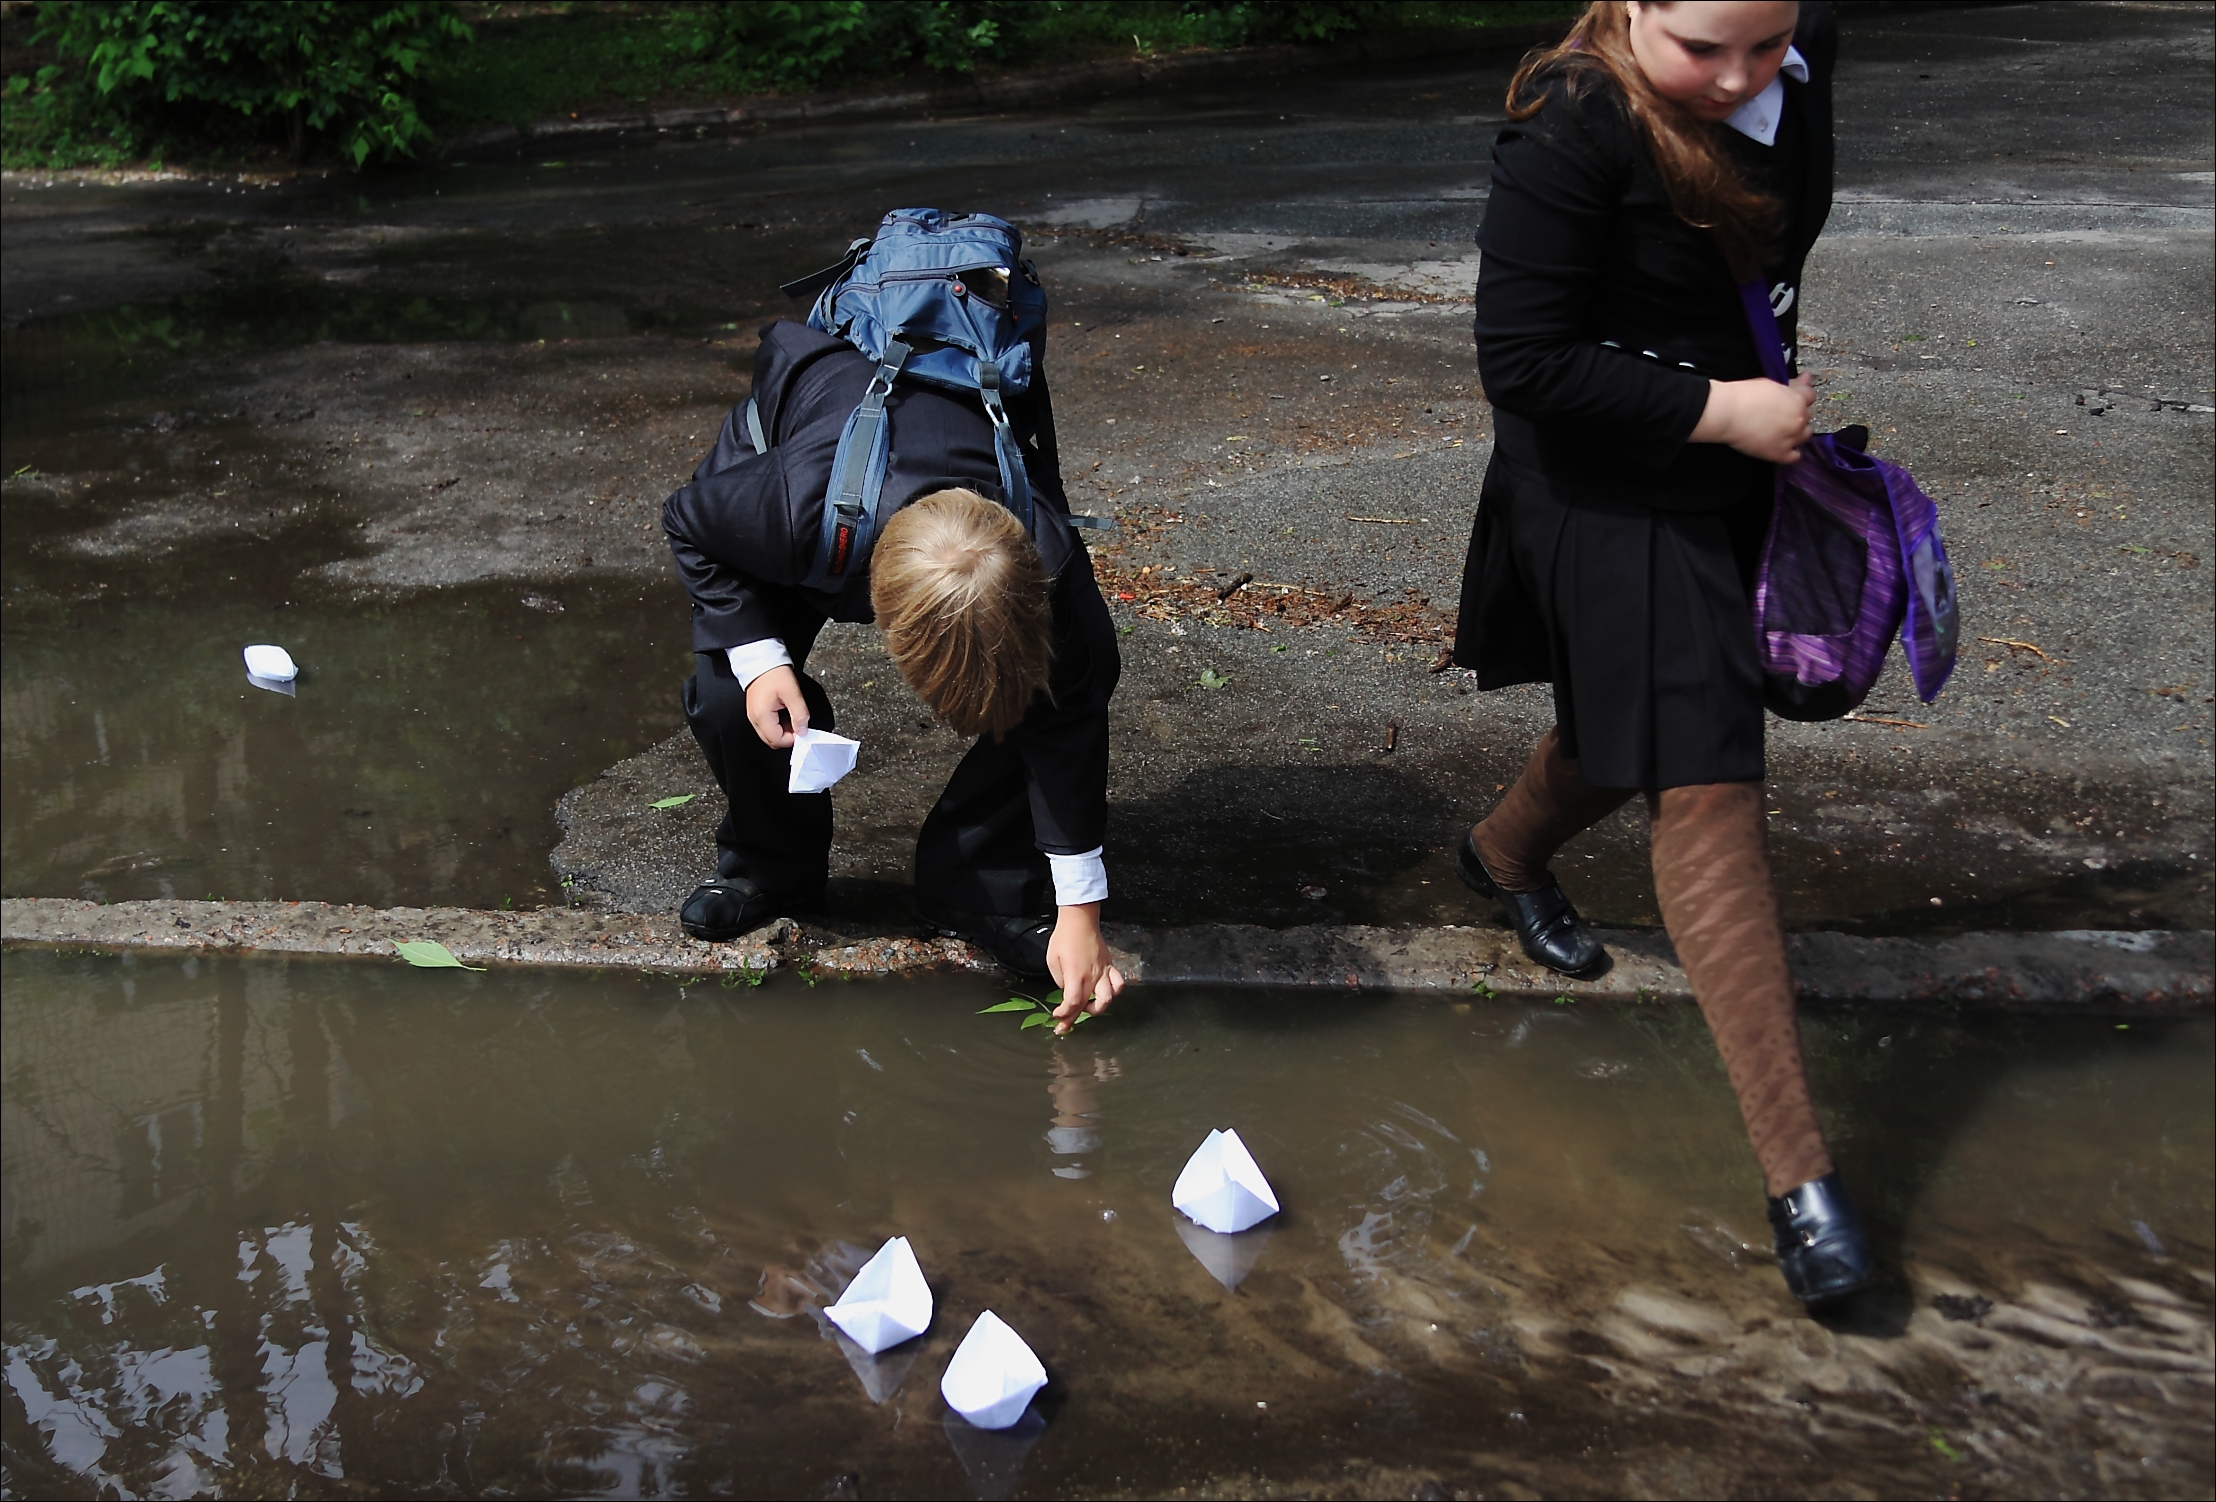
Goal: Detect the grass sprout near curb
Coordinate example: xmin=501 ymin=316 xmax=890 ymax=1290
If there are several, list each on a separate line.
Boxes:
xmin=981 ymin=990 xmax=1088 ymax=1032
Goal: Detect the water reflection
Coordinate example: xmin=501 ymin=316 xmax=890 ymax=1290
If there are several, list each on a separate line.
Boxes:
xmin=2 ymin=952 xmax=2210 ymax=1498
xmin=1044 ymin=1049 xmax=1116 ymax=1178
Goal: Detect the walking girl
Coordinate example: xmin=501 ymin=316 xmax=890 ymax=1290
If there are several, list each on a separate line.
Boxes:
xmin=1453 ymin=0 xmax=1873 ymax=1304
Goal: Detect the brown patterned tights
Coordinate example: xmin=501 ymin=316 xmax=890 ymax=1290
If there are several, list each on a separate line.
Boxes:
xmin=1468 ymin=727 xmax=1637 ymax=892
xmin=1648 ymin=781 xmax=1833 ymax=1196
xmin=1471 ymin=734 xmax=1833 ymax=1196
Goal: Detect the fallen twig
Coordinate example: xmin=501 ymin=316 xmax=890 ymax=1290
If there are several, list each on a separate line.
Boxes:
xmin=1216 ymin=571 xmax=1254 ymax=602
xmin=1844 ymin=712 xmax=1929 ymax=729
xmin=1344 ymin=515 xmax=1428 ymax=525
xmin=1979 ymin=635 xmax=2056 ymax=662
xmin=1381 ymin=717 xmax=1402 ymax=754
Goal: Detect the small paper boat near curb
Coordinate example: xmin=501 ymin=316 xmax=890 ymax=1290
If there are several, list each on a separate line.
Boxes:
xmin=243 ymin=644 xmax=298 ymax=695
xmin=788 ymin=727 xmax=860 ymax=793
xmin=823 ymin=1236 xmax=932 ymax=1354
xmin=1172 ymin=1127 xmax=1280 ymax=1234
xmin=940 ymin=1310 xmax=1047 ymax=1430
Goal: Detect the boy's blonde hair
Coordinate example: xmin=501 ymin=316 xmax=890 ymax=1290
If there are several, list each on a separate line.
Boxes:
xmin=871 ymin=488 xmax=1051 ymax=739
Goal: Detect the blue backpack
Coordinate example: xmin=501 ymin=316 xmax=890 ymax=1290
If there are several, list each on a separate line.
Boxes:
xmin=749 ymin=208 xmax=1056 ymax=592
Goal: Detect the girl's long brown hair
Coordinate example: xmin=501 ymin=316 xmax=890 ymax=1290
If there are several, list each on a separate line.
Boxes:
xmin=1508 ymin=1 xmax=1782 ymax=280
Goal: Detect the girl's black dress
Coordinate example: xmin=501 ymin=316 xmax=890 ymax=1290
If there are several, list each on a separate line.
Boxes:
xmin=1455 ymin=6 xmax=1837 ymax=790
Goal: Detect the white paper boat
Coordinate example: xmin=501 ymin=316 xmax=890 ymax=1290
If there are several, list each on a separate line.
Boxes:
xmin=242 ymin=644 xmax=298 ymax=693
xmin=940 ymin=1310 xmax=1046 ymax=1430
xmin=788 ymin=726 xmax=860 ymax=793
xmin=823 ymin=1236 xmax=932 ymax=1354
xmin=1172 ymin=1127 xmax=1280 ymax=1234
xmin=1173 ymin=1215 xmax=1274 ymax=1291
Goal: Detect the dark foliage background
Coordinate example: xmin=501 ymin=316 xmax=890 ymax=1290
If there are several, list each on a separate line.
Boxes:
xmin=1 ymin=1 xmax=1579 ymax=172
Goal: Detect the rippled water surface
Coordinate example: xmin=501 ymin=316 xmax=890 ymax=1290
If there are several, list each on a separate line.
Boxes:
xmin=3 ymin=951 xmax=2210 ymax=1499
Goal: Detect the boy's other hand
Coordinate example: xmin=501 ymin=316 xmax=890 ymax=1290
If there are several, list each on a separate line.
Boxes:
xmin=745 ymin=664 xmax=810 ymax=749
xmin=1047 ymin=902 xmax=1124 ymax=1035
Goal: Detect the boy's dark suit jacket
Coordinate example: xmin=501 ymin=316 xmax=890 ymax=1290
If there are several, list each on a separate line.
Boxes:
xmin=661 ymin=318 xmax=1113 ymax=862
xmin=664 ymin=318 xmax=1080 ymax=655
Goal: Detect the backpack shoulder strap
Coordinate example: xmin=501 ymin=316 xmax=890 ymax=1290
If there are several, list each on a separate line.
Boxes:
xmin=974 ymin=362 xmax=1034 ymax=536
xmin=801 ymin=339 xmax=911 ymax=592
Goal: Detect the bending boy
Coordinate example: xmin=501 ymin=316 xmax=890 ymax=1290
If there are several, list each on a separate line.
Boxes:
xmin=662 ymin=318 xmax=1123 ymax=1028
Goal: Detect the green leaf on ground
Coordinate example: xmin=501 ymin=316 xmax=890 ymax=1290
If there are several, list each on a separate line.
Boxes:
xmin=1197 ymin=668 xmax=1231 ymax=690
xmin=649 ymin=794 xmax=696 ymax=809
xmin=393 ymin=940 xmax=484 ymax=971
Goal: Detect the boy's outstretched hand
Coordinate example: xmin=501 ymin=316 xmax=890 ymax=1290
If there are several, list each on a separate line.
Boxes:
xmin=1047 ymin=902 xmax=1125 ymax=1035
xmin=745 ymin=664 xmax=810 ymax=749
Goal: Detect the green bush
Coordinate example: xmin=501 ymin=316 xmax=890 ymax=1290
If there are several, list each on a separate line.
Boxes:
xmin=25 ymin=1 xmax=471 ymax=168
xmin=4 ymin=1 xmax=1578 ymax=172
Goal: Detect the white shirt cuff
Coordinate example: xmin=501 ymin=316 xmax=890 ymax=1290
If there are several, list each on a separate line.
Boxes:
xmin=726 ymin=638 xmax=793 ymax=689
xmin=1048 ymin=848 xmax=1109 ymax=906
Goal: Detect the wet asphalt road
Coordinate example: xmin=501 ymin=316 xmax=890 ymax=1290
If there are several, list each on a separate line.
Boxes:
xmin=1 ymin=1 xmax=2210 ymax=934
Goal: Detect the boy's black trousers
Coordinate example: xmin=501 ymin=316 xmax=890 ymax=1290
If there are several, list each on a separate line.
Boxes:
xmin=681 ymin=564 xmax=1117 ymax=919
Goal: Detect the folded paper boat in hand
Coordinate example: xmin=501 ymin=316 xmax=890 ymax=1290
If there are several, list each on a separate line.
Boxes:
xmin=823 ymin=1236 xmax=932 ymax=1354
xmin=1172 ymin=1127 xmax=1280 ymax=1234
xmin=940 ymin=1310 xmax=1047 ymax=1430
xmin=788 ymin=727 xmax=860 ymax=793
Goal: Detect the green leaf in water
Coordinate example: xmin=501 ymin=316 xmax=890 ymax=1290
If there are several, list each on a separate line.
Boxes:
xmin=979 ymin=998 xmax=1038 ymax=1014
xmin=393 ymin=940 xmax=484 ymax=971
xmin=649 ymin=794 xmax=696 ymax=810
xmin=1019 ymin=1011 xmax=1057 ymax=1029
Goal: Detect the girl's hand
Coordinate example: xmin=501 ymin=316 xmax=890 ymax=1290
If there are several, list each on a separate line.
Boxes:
xmin=1692 ymin=373 xmax=1817 ymax=463
xmin=745 ymin=664 xmax=810 ymax=749
xmin=1046 ymin=902 xmax=1124 ymax=1035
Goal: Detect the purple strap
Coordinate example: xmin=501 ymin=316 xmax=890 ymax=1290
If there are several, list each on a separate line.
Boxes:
xmin=1737 ymin=281 xmax=1794 ymax=384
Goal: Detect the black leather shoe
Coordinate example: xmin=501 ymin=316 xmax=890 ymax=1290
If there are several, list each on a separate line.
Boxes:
xmin=1767 ymin=1172 xmax=1877 ymax=1306
xmin=680 ymin=878 xmax=816 ymax=942
xmin=1455 ymin=829 xmax=1606 ymax=977
xmin=915 ymin=901 xmax=1055 ymax=980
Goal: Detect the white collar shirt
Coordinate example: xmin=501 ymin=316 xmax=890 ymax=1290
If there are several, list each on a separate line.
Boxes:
xmin=1723 ymin=45 xmax=1809 ymax=146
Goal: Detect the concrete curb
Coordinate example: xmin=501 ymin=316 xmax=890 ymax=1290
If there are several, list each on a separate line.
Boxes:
xmin=4 ymin=899 xmax=2208 ymax=1012
xmin=437 ymin=21 xmax=1571 ymax=159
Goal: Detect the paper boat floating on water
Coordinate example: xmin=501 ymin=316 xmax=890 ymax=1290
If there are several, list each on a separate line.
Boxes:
xmin=1172 ymin=1127 xmax=1280 ymax=1234
xmin=940 ymin=1310 xmax=1047 ymax=1431
xmin=788 ymin=726 xmax=860 ymax=793
xmin=823 ymin=1236 xmax=932 ymax=1354
xmin=243 ymin=644 xmax=298 ymax=695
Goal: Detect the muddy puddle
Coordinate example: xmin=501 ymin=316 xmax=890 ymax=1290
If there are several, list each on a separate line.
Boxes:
xmin=0 ymin=528 xmax=690 ymax=907
xmin=4 ymin=950 xmax=2208 ymax=1498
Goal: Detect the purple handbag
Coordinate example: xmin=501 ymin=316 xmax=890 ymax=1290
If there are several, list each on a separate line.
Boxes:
xmin=1739 ymin=283 xmax=1960 ymax=721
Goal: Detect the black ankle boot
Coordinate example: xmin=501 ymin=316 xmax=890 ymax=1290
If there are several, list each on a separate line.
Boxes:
xmin=680 ymin=877 xmax=817 ymax=942
xmin=1767 ymin=1173 xmax=1877 ymax=1306
xmin=915 ymin=900 xmax=1055 ymax=980
xmin=1455 ymin=829 xmax=1606 ymax=977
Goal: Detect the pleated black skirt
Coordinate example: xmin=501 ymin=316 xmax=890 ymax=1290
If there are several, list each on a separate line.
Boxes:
xmin=1453 ymin=450 xmax=1775 ymax=790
